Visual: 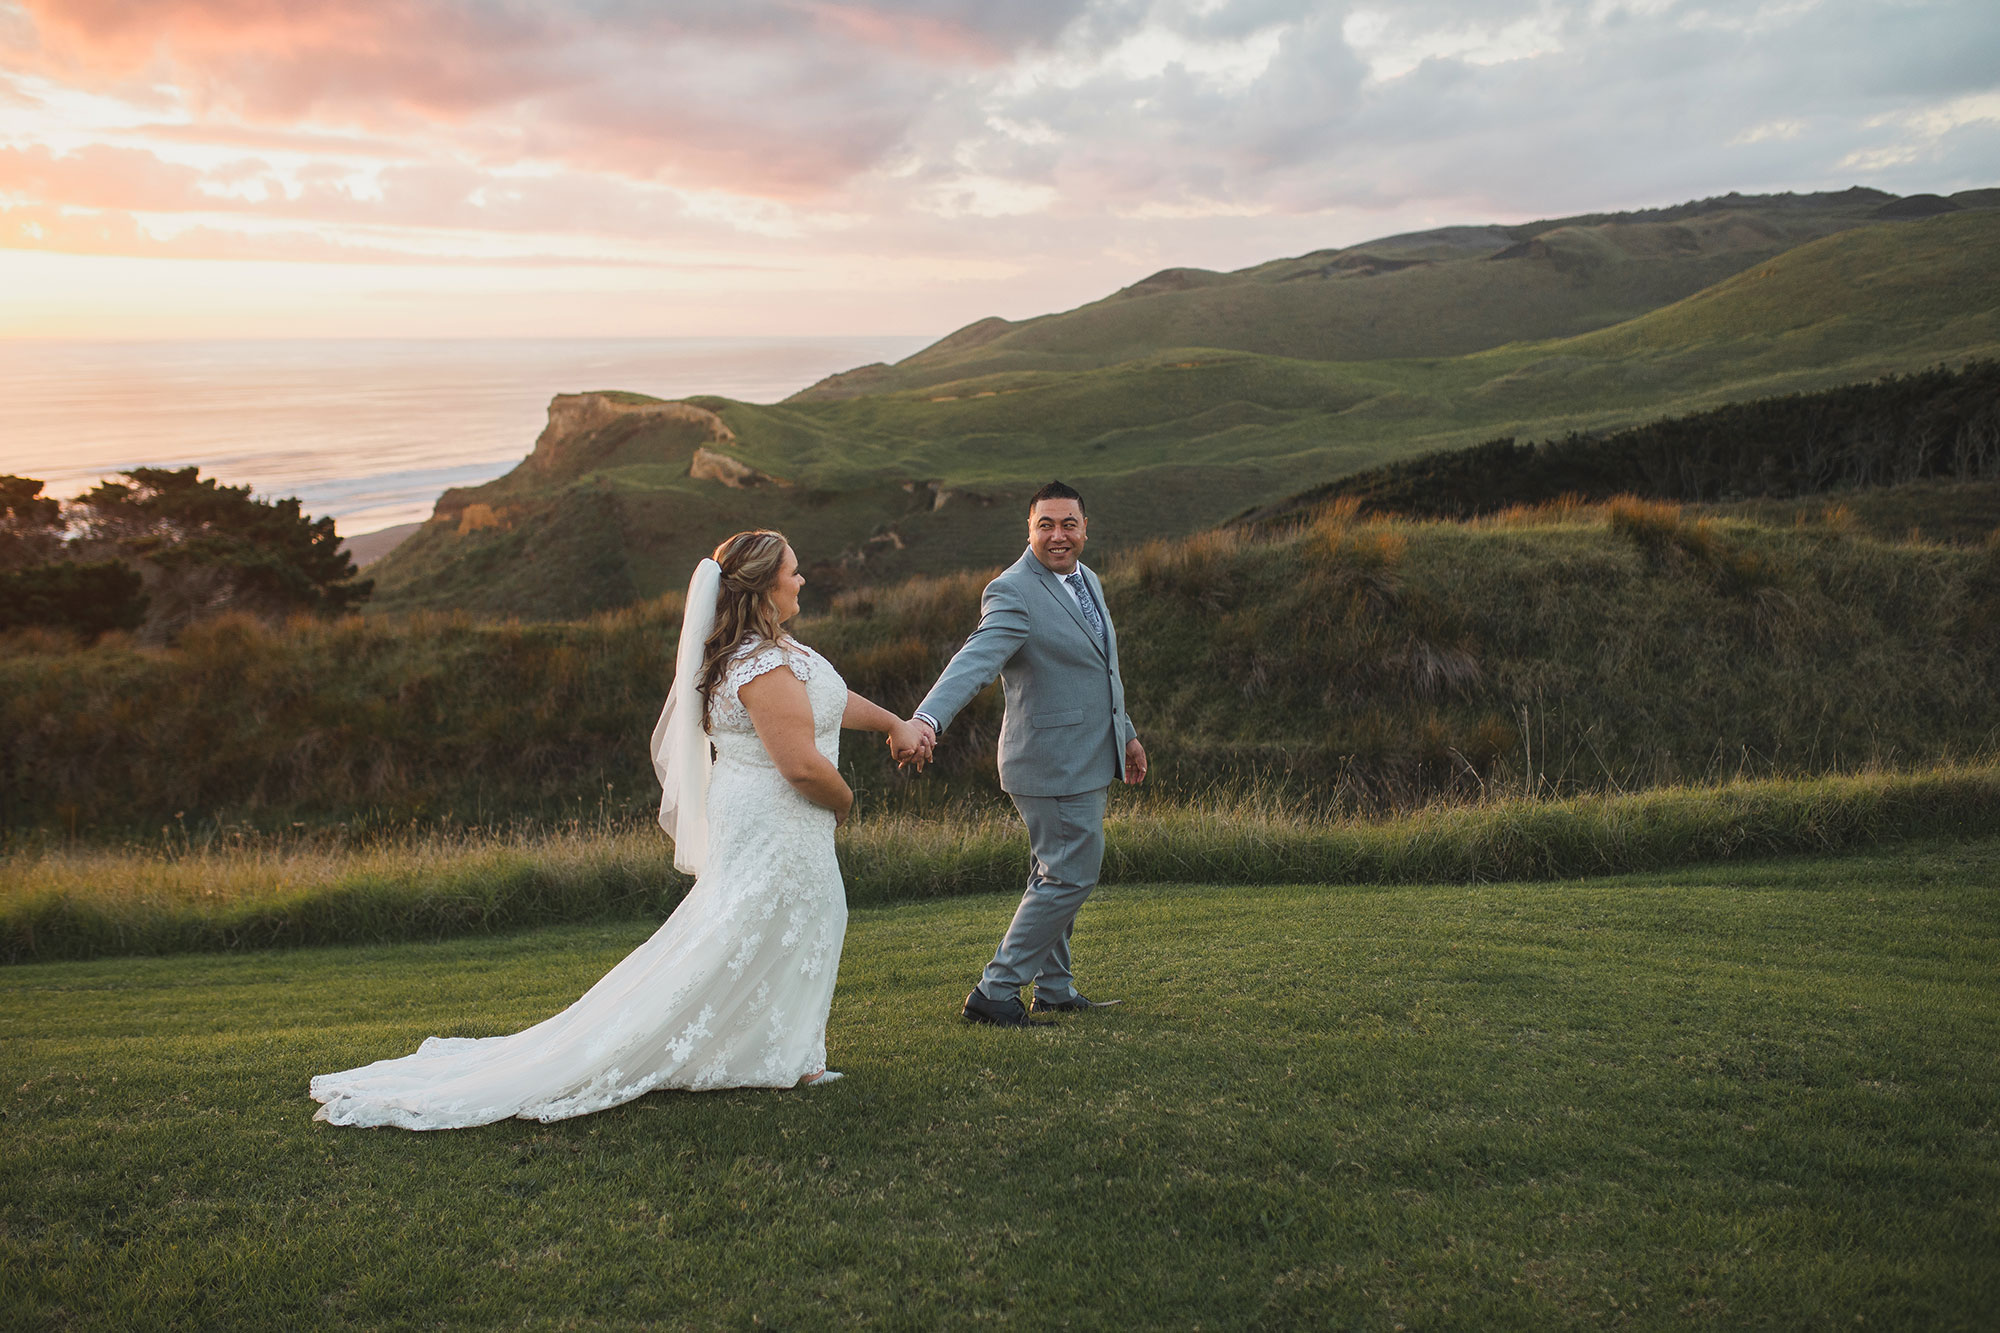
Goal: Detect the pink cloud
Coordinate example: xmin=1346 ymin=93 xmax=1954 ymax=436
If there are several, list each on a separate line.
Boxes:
xmin=0 ymin=142 xmax=207 ymax=210
xmin=0 ymin=141 xmax=804 ymax=248
xmin=798 ymin=3 xmax=1007 ymax=63
xmin=6 ymin=0 xmax=1079 ymax=197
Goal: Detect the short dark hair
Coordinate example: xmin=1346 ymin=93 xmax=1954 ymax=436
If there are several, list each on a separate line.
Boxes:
xmin=1029 ymin=480 xmax=1085 ymax=516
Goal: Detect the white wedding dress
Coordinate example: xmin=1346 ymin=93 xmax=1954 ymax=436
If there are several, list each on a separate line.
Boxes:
xmin=310 ymin=638 xmax=849 ymax=1129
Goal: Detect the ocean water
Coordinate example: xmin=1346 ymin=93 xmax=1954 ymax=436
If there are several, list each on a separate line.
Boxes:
xmin=0 ymin=336 xmax=932 ymax=535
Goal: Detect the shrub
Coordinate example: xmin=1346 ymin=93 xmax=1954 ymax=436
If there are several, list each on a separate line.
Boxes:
xmin=1246 ymin=360 xmax=2000 ymax=527
xmin=0 ymin=560 xmax=148 ymax=640
xmin=66 ymin=466 xmax=373 ymax=637
xmin=0 ymin=476 xmax=65 ymax=571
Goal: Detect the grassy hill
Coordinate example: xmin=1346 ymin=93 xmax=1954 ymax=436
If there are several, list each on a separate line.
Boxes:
xmin=365 ymin=200 xmax=2000 ymax=618
xmin=787 ymin=188 xmax=1962 ymax=399
xmin=11 ymin=492 xmax=1999 ymax=836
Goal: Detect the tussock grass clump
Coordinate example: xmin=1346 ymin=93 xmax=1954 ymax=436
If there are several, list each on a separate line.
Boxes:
xmin=1604 ymin=494 xmax=1777 ymax=594
xmin=1472 ymin=491 xmax=1594 ymax=529
xmin=828 ymin=567 xmax=988 ymax=635
xmin=1126 ymin=526 xmax=1251 ymax=610
xmin=7 ymin=766 xmax=1997 ymax=963
xmin=1606 ymin=494 xmax=1702 ymax=555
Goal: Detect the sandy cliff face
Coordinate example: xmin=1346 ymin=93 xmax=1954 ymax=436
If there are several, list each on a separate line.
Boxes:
xmin=430 ymin=393 xmax=743 ymax=527
xmin=525 ymin=394 xmax=735 ymax=477
xmin=689 ymin=446 xmax=788 ymax=489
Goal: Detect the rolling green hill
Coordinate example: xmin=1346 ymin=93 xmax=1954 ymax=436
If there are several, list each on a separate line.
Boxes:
xmin=789 ymin=188 xmax=1935 ymax=400
xmin=367 ymin=197 xmax=2000 ymax=618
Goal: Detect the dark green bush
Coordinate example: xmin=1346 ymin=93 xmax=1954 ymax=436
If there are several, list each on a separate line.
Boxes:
xmin=1248 ymin=359 xmax=2000 ymax=527
xmin=0 ymin=560 xmax=147 ymax=639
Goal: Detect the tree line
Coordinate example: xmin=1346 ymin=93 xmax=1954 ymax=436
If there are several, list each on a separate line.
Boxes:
xmin=1244 ymin=360 xmax=2000 ymax=526
xmin=0 ymin=468 xmax=371 ymax=641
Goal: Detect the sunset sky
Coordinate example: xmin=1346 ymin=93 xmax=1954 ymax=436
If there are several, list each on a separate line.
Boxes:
xmin=3 ymin=0 xmax=1997 ymax=341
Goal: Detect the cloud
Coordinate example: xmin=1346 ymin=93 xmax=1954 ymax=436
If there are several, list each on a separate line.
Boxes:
xmin=0 ymin=140 xmax=206 ymax=209
xmin=0 ymin=141 xmax=812 ymax=250
xmin=1 ymin=0 xmax=1997 ymax=336
xmin=5 ymin=0 xmax=1097 ymax=196
xmin=914 ymin=0 xmax=2000 ymax=219
xmin=12 ymin=0 xmax=1996 ymax=219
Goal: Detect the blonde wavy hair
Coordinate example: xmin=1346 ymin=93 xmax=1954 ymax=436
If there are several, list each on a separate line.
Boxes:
xmin=698 ymin=529 xmax=794 ymax=728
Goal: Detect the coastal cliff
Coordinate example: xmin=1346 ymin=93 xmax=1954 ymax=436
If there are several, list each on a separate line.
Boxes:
xmin=430 ymin=393 xmax=745 ymax=529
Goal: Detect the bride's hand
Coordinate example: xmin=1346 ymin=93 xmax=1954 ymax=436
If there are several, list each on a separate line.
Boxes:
xmin=887 ymin=719 xmax=931 ymax=771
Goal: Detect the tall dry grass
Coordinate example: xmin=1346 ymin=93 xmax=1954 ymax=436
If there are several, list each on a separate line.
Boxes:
xmin=7 ymin=765 xmax=1998 ymax=963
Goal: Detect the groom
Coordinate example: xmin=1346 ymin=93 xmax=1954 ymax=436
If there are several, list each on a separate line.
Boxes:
xmin=904 ymin=480 xmax=1146 ymax=1027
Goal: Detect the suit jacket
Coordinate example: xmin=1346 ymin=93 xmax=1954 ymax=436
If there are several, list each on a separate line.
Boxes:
xmin=915 ymin=549 xmax=1138 ymax=797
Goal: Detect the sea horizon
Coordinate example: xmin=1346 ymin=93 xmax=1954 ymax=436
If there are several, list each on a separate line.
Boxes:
xmin=0 ymin=334 xmax=935 ymax=536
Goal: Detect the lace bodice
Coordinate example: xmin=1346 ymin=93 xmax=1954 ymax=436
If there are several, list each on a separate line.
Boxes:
xmin=708 ymin=638 xmax=844 ymax=768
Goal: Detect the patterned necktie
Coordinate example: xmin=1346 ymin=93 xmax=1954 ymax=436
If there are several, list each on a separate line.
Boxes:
xmin=1065 ymin=572 xmax=1106 ymax=646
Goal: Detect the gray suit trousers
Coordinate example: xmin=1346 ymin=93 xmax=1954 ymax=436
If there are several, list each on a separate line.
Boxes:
xmin=978 ymin=787 xmax=1109 ymax=1003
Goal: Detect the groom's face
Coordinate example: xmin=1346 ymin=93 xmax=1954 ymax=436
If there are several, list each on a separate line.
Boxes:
xmin=1029 ymin=499 xmax=1087 ymax=574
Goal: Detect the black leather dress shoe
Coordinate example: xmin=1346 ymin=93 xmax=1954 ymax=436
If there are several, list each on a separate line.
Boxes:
xmin=962 ymin=988 xmax=1046 ymax=1027
xmin=1029 ymin=991 xmax=1121 ymax=1014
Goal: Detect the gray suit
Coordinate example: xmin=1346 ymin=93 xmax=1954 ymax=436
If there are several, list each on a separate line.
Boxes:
xmin=916 ymin=549 xmax=1139 ymax=1002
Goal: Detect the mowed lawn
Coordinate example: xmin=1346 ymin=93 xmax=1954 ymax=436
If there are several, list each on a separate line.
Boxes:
xmin=3 ymin=842 xmax=1997 ymax=1330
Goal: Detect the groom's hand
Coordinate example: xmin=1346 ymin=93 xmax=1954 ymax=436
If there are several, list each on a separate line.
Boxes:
xmin=1123 ymin=737 xmax=1148 ymax=785
xmin=906 ymin=718 xmax=937 ymax=769
xmin=888 ymin=717 xmax=935 ymax=771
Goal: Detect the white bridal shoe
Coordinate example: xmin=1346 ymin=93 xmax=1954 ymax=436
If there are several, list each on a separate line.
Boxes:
xmin=800 ymin=1070 xmax=844 ymax=1086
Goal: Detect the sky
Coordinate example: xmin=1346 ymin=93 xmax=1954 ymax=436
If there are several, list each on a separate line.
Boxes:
xmin=2 ymin=0 xmax=1997 ymax=341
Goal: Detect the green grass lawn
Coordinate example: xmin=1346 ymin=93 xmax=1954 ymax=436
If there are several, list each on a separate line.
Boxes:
xmin=5 ymin=841 xmax=1997 ymax=1329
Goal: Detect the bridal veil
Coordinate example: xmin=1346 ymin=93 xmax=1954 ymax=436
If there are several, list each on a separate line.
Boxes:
xmin=651 ymin=557 xmax=719 ymax=874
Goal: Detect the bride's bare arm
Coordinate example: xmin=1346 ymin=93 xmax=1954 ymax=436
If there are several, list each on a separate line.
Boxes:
xmin=843 ymin=690 xmax=929 ymax=761
xmin=740 ymin=667 xmax=854 ymax=824
xmin=841 ymin=690 xmax=900 ymax=732
xmin=852 ymin=684 xmax=928 ymax=748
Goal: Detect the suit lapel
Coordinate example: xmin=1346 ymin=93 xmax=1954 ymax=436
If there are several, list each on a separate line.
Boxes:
xmin=1027 ymin=553 xmax=1108 ymax=662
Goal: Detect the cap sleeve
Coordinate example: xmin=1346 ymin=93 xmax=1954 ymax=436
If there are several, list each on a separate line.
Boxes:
xmin=710 ymin=639 xmax=816 ymax=730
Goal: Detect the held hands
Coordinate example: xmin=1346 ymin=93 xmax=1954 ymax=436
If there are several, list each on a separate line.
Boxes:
xmin=1123 ymin=737 xmax=1148 ymax=786
xmin=888 ymin=717 xmax=936 ymax=772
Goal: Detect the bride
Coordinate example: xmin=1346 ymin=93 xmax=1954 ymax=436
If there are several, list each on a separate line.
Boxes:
xmin=310 ymin=530 xmax=929 ymax=1129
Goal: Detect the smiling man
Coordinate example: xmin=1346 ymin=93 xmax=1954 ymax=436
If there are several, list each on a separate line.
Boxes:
xmin=905 ymin=480 xmax=1147 ymax=1027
